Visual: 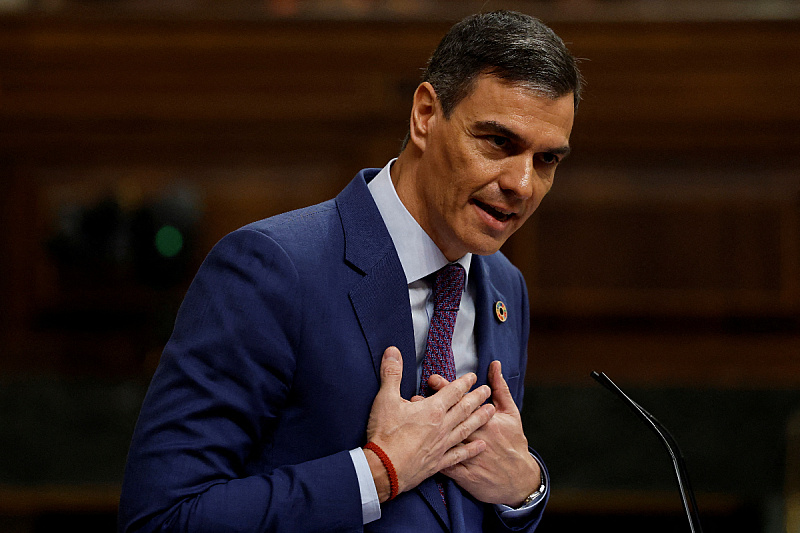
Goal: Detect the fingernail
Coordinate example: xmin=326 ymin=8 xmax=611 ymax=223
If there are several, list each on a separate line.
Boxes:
xmin=385 ymin=347 xmax=400 ymax=362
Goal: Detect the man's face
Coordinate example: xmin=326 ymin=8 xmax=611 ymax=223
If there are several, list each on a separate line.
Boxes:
xmin=397 ymin=74 xmax=575 ymax=261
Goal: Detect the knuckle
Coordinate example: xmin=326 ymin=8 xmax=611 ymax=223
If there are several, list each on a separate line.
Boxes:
xmin=453 ymin=378 xmax=470 ymax=395
xmin=451 ymin=445 xmax=466 ymax=465
xmin=429 ymin=404 xmax=446 ymax=425
xmin=457 ymin=398 xmax=473 ymax=418
xmin=463 ymin=391 xmax=481 ymax=409
xmin=383 ymin=363 xmax=402 ymax=377
xmin=458 ymin=422 xmax=473 ymax=442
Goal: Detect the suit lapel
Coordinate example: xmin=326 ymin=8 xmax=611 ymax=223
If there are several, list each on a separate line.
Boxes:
xmin=472 ymin=255 xmax=511 ymax=388
xmin=348 ymin=255 xmax=417 ymax=397
xmin=472 ymin=254 xmax=528 ymax=411
xmin=418 ymin=478 xmax=452 ymax=531
xmin=337 ymin=170 xmax=417 ymax=399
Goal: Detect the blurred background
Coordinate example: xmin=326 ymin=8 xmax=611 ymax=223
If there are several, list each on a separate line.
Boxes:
xmin=1 ymin=0 xmax=799 ymax=531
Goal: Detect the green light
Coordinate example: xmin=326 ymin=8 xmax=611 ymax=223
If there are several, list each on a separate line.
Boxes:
xmin=155 ymin=225 xmax=183 ymax=258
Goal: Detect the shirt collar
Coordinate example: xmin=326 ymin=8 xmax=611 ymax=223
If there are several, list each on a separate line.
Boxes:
xmin=368 ymin=159 xmax=472 ymax=284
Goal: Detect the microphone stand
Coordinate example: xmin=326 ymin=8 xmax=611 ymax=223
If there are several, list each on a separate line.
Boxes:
xmin=591 ymin=371 xmax=704 ymax=533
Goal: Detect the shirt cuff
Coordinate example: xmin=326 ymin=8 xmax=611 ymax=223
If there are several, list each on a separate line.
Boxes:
xmin=494 ymin=454 xmax=549 ymax=520
xmin=349 ymin=448 xmax=381 ymax=524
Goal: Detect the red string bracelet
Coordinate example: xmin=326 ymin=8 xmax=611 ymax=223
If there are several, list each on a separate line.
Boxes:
xmin=364 ymin=441 xmax=398 ymax=501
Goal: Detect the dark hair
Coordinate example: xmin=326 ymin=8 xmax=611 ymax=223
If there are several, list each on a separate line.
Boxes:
xmin=402 ymin=11 xmax=582 ymax=148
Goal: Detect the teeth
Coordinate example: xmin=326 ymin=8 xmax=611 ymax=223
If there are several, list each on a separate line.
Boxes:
xmin=477 ymin=201 xmax=512 ymax=221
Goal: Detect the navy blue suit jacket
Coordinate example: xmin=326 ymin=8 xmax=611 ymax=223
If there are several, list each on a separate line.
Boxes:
xmin=119 ymin=169 xmax=547 ymax=532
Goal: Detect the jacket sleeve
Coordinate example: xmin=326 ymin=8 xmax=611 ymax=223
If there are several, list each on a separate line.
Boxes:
xmin=118 ymin=228 xmax=363 ymax=533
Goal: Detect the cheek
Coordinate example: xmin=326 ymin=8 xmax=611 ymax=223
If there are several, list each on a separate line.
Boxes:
xmin=519 ymin=189 xmax=548 ymax=221
xmin=531 ymin=169 xmax=555 ymax=200
xmin=450 ymin=139 xmax=498 ymax=184
xmin=535 ymin=164 xmax=557 ymax=188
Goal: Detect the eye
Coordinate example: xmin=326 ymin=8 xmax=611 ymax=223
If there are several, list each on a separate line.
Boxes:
xmin=489 ymin=135 xmax=508 ymax=148
xmin=537 ymin=152 xmax=560 ymax=165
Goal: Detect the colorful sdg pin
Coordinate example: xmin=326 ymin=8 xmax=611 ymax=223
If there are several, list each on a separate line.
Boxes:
xmin=495 ymin=301 xmax=507 ymax=322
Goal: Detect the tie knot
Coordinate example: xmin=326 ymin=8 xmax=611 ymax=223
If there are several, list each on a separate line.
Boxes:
xmin=432 ymin=263 xmax=465 ymax=312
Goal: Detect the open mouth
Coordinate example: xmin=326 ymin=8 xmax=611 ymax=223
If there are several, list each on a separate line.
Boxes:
xmin=473 ymin=200 xmax=514 ymax=222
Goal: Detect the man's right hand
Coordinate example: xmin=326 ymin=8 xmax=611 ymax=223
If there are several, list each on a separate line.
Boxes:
xmin=364 ymin=346 xmax=495 ymax=502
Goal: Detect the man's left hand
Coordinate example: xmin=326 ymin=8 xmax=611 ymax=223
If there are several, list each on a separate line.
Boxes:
xmin=423 ymin=360 xmax=541 ymax=507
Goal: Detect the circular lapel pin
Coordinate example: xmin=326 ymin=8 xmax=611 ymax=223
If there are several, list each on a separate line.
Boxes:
xmin=495 ymin=301 xmax=507 ymax=323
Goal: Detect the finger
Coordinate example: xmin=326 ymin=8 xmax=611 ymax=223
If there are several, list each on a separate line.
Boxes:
xmin=378 ymin=346 xmax=403 ymax=395
xmin=433 ymin=372 xmax=477 ymax=409
xmin=488 ymin=360 xmax=518 ymax=414
xmin=445 ymin=402 xmax=495 ymax=450
xmin=445 ymin=383 xmax=491 ymax=425
xmin=437 ymin=438 xmax=487 ymax=471
xmin=439 ymin=463 xmax=459 ymax=478
xmin=439 ymin=460 xmax=472 ymax=479
xmin=410 ymin=395 xmax=424 ymax=402
xmin=427 ymin=374 xmax=449 ymax=392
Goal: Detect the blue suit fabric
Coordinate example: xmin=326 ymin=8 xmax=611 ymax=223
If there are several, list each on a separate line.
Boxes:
xmin=118 ymin=168 xmax=547 ymax=532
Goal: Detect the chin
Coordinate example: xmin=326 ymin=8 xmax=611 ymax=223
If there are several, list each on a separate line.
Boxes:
xmin=465 ymin=240 xmax=505 ymax=257
xmin=473 ymin=248 xmax=503 ymax=257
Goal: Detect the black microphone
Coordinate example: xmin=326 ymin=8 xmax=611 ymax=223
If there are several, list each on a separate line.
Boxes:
xmin=590 ymin=371 xmax=704 ymax=533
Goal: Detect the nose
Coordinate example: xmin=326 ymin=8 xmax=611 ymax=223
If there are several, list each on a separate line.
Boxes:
xmin=498 ymin=154 xmax=535 ymax=200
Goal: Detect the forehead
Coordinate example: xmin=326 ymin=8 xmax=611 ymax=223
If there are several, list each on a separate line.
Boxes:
xmin=451 ymin=75 xmax=575 ymax=143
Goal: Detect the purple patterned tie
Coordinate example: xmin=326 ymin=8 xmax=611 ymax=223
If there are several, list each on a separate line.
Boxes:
xmin=419 ymin=263 xmax=466 ymax=397
xmin=419 ymin=263 xmax=466 ymax=506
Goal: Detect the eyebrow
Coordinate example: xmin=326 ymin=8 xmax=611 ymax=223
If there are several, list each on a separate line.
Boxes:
xmin=475 ymin=120 xmax=571 ymax=158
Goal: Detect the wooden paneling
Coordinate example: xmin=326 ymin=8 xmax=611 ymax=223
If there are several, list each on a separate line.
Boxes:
xmin=3 ymin=18 xmax=799 ymax=163
xmin=523 ymin=189 xmax=798 ymax=317
xmin=0 ymin=17 xmax=438 ymax=166
xmin=553 ymin=20 xmax=800 ymax=158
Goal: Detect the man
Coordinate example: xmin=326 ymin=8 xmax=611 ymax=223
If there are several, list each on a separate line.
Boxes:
xmin=119 ymin=10 xmax=581 ymax=533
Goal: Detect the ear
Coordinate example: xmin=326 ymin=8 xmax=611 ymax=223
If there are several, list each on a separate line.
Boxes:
xmin=408 ymin=82 xmax=438 ymax=152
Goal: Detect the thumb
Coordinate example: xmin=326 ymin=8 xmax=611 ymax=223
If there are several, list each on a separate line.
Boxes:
xmin=489 ymin=360 xmax=518 ymax=414
xmin=379 ymin=346 xmax=403 ymax=394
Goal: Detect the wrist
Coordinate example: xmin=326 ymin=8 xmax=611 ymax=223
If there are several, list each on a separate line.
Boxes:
xmin=508 ymin=454 xmax=545 ymax=508
xmin=364 ymin=442 xmax=398 ymax=503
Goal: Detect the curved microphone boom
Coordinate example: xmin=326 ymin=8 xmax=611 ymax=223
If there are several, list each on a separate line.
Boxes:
xmin=590 ymin=371 xmax=704 ymax=533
